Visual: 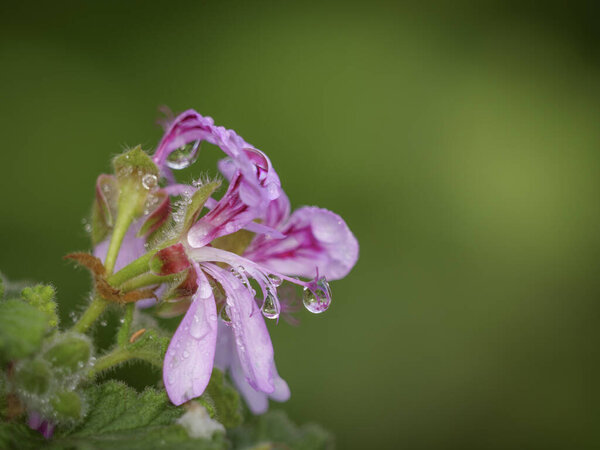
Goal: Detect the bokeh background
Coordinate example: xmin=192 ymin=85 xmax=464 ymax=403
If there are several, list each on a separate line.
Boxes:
xmin=1 ymin=1 xmax=599 ymax=448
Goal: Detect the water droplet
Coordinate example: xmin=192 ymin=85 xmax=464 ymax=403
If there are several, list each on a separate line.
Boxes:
xmin=261 ymin=293 xmax=279 ymax=320
xmin=183 ymin=350 xmax=190 ymax=359
xmin=119 ymin=318 xmax=125 ymax=324
xmin=142 ymin=173 xmax=158 ymax=190
xmin=268 ymin=274 xmax=282 ymax=287
xmin=166 ymin=141 xmax=200 ymax=169
xmin=190 ymin=313 xmax=207 ymax=339
xmin=302 ymin=278 xmax=332 ymax=314
xmin=100 ymin=320 xmax=108 ymax=327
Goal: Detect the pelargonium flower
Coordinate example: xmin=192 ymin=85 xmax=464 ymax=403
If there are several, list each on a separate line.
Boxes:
xmin=95 ymin=109 xmax=358 ymax=412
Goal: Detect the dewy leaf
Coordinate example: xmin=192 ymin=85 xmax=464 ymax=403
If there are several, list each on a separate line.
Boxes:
xmin=50 ymin=381 xmax=226 ymax=450
xmin=0 ymin=299 xmax=48 ymax=363
xmin=198 ymin=369 xmax=242 ymax=429
xmin=124 ymin=328 xmax=170 ymax=367
xmin=21 ymin=284 xmax=59 ymax=328
xmin=0 ymin=422 xmax=45 ymax=450
xmin=229 ymin=410 xmax=334 ymax=450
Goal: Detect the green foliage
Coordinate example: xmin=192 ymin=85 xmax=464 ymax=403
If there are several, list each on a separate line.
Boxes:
xmin=0 ymin=422 xmax=45 ymax=450
xmin=21 ymin=284 xmax=59 ymax=328
xmin=0 ymin=299 xmax=48 ymax=364
xmin=0 ymin=275 xmax=4 ymax=299
xmin=124 ymin=328 xmax=170 ymax=367
xmin=52 ymin=381 xmax=225 ymax=449
xmin=43 ymin=333 xmax=91 ymax=374
xmin=230 ymin=410 xmax=334 ymax=450
xmin=199 ymin=369 xmax=243 ymax=428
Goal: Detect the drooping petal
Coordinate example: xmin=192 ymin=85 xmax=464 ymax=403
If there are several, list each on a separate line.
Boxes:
xmin=163 ymin=264 xmax=218 ymax=405
xmin=215 ymin=319 xmax=290 ymax=414
xmin=245 ymin=207 xmax=359 ymax=281
xmin=202 ymin=264 xmax=275 ymax=394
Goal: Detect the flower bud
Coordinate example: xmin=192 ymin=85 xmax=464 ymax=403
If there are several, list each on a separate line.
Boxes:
xmin=16 ymin=359 xmax=52 ymax=395
xmin=50 ymin=390 xmax=83 ymax=422
xmin=43 ymin=333 xmax=91 ymax=374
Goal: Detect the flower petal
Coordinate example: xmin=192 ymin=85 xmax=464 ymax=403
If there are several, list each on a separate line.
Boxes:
xmin=216 ymin=319 xmax=290 ymax=414
xmin=246 ymin=207 xmax=359 ymax=281
xmin=163 ymin=264 xmax=218 ymax=405
xmin=202 ymin=264 xmax=275 ymax=394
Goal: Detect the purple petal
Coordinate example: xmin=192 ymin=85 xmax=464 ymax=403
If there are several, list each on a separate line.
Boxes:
xmin=202 ymin=264 xmax=275 ymax=393
xmin=216 ymin=319 xmax=290 ymax=414
xmin=246 ymin=207 xmax=359 ymax=281
xmin=163 ymin=264 xmax=218 ymax=405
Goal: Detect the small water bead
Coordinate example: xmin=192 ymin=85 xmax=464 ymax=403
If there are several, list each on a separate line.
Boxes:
xmin=268 ymin=274 xmax=282 ymax=287
xmin=100 ymin=320 xmax=108 ymax=327
xmin=183 ymin=350 xmax=190 ymax=359
xmin=261 ymin=293 xmax=279 ymax=320
xmin=142 ymin=173 xmax=158 ymax=190
xmin=302 ymin=278 xmax=332 ymax=314
xmin=166 ymin=141 xmax=200 ymax=169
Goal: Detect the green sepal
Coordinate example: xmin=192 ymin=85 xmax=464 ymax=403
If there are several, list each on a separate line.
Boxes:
xmin=181 ymin=181 xmax=221 ymax=233
xmin=15 ymin=358 xmax=52 ymax=395
xmin=112 ymin=146 xmax=159 ymax=178
xmin=21 ymin=284 xmax=59 ymax=328
xmin=0 ymin=299 xmax=48 ymax=363
xmin=43 ymin=333 xmax=91 ymax=374
xmin=91 ymin=174 xmax=119 ymax=246
xmin=50 ymin=390 xmax=84 ymax=422
xmin=198 ymin=369 xmax=243 ymax=428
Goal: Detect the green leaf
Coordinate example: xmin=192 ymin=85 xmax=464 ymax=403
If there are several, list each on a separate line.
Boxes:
xmin=124 ymin=328 xmax=170 ymax=367
xmin=21 ymin=284 xmax=59 ymax=328
xmin=0 ymin=299 xmax=48 ymax=363
xmin=230 ymin=410 xmax=334 ymax=450
xmin=50 ymin=381 xmax=226 ymax=450
xmin=0 ymin=422 xmax=45 ymax=450
xmin=199 ymin=369 xmax=242 ymax=428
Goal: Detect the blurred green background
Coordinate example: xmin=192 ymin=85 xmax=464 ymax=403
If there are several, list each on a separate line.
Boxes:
xmin=1 ymin=1 xmax=599 ymax=448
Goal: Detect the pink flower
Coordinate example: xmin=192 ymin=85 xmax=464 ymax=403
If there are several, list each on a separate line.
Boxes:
xmin=98 ymin=109 xmax=359 ymax=412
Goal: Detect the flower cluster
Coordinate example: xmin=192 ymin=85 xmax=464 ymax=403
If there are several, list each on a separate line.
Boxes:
xmin=94 ymin=110 xmax=358 ymax=413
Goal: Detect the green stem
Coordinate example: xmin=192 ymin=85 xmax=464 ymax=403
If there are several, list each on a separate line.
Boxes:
xmin=87 ymin=347 xmax=134 ymax=378
xmin=104 ymin=206 xmax=136 ymax=276
xmin=120 ymin=272 xmax=173 ymax=292
xmin=116 ymin=303 xmax=135 ymax=347
xmin=107 ymin=250 xmax=156 ymax=286
xmin=72 ymin=296 xmax=109 ymax=334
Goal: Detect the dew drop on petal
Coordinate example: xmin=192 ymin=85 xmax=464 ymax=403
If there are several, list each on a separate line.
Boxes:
xmin=261 ymin=293 xmax=279 ymax=320
xmin=142 ymin=173 xmax=158 ymax=190
xmin=302 ymin=278 xmax=332 ymax=314
xmin=268 ymin=274 xmax=282 ymax=287
xmin=166 ymin=141 xmax=200 ymax=169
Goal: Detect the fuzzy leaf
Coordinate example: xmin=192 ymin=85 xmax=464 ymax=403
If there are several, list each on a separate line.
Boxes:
xmin=43 ymin=333 xmax=92 ymax=374
xmin=198 ymin=369 xmax=242 ymax=428
xmin=230 ymin=410 xmax=334 ymax=450
xmin=50 ymin=381 xmax=226 ymax=450
xmin=124 ymin=328 xmax=170 ymax=367
xmin=0 ymin=299 xmax=48 ymax=363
